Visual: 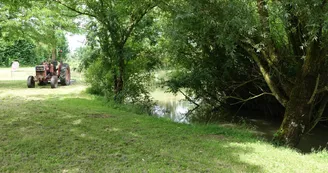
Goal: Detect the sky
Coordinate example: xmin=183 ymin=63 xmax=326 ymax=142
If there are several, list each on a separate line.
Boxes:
xmin=66 ymin=34 xmax=86 ymax=53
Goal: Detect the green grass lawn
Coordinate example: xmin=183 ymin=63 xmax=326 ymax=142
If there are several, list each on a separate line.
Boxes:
xmin=0 ymin=79 xmax=328 ymax=172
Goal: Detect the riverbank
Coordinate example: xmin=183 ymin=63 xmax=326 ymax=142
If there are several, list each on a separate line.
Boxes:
xmin=0 ymin=74 xmax=327 ymax=172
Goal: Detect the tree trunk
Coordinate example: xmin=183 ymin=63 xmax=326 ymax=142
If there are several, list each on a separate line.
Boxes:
xmin=52 ymin=48 xmax=56 ymax=61
xmin=116 ymin=53 xmax=124 ymax=93
xmin=113 ymin=70 xmax=118 ymax=92
xmin=274 ymin=75 xmax=316 ymax=147
xmin=114 ymin=49 xmax=125 ymax=95
xmin=274 ymin=41 xmax=325 ymax=147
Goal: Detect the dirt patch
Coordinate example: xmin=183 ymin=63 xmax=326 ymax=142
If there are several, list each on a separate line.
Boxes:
xmin=88 ymin=114 xmax=113 ymax=119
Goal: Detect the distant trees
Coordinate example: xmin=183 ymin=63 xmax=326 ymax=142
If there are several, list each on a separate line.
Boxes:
xmin=0 ymin=34 xmax=69 ymax=67
xmin=0 ymin=0 xmax=76 ymax=66
xmin=0 ymin=40 xmax=37 ymax=66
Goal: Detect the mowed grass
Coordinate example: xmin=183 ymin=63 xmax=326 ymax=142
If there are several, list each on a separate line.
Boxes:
xmin=0 ymin=72 xmax=328 ymax=172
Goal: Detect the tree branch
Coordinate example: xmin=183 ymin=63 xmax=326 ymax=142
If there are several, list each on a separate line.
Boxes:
xmin=52 ymin=0 xmax=98 ymax=19
xmin=240 ymin=38 xmax=295 ymax=94
xmin=307 ymin=94 xmax=328 ymax=133
xmin=316 ymin=86 xmax=328 ymax=94
xmin=122 ymin=4 xmax=157 ymax=45
xmin=308 ymin=74 xmax=320 ymax=104
xmin=240 ymin=42 xmax=289 ymax=107
xmin=178 ymin=89 xmax=199 ymax=107
xmin=229 ymin=77 xmax=261 ymax=95
xmin=224 ymin=92 xmax=274 ymax=106
xmin=257 ymin=0 xmax=280 ymax=65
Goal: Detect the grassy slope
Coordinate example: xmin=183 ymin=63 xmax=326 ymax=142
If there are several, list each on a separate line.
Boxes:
xmin=0 ymin=80 xmax=328 ymax=172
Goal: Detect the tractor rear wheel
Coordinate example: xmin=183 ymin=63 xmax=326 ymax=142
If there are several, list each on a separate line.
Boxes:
xmin=50 ymin=76 xmax=58 ymax=88
xmin=60 ymin=63 xmax=71 ymax=86
xmin=27 ymin=76 xmax=35 ymax=88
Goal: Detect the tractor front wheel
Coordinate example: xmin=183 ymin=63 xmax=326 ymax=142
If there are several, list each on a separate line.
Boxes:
xmin=27 ymin=76 xmax=35 ymax=88
xmin=50 ymin=76 xmax=58 ymax=88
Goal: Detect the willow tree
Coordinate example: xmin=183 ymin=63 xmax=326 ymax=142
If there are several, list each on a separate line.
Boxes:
xmin=166 ymin=0 xmax=328 ymax=147
xmin=252 ymin=0 xmax=328 ymax=147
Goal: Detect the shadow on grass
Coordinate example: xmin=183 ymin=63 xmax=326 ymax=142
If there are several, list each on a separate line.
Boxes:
xmin=237 ymin=111 xmax=328 ymax=153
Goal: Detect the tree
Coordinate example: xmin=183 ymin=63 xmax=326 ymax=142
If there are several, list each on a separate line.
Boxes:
xmin=252 ymin=0 xmax=328 ymax=147
xmin=55 ymin=0 xmax=162 ymax=102
xmin=165 ymin=0 xmax=328 ymax=147
xmin=163 ymin=0 xmax=259 ymax=122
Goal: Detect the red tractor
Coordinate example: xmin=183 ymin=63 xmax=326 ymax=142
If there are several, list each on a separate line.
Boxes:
xmin=27 ymin=61 xmax=71 ymax=88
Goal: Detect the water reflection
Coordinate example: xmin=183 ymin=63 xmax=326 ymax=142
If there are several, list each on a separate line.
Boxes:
xmin=152 ymin=100 xmax=191 ymax=123
xmin=151 ymin=90 xmax=191 ymax=123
